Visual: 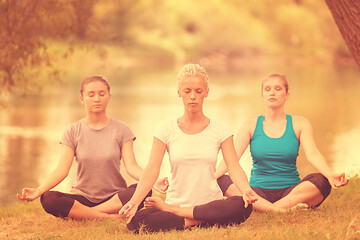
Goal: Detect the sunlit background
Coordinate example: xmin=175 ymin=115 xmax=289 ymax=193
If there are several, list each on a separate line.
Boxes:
xmin=0 ymin=0 xmax=359 ymax=206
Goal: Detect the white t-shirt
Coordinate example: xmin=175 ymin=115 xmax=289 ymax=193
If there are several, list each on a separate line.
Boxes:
xmin=155 ymin=119 xmax=233 ymax=207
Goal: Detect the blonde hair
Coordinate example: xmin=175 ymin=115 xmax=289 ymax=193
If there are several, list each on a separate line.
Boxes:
xmin=262 ymin=73 xmax=289 ymax=93
xmin=177 ymin=64 xmax=209 ymax=90
xmin=80 ymin=75 xmax=110 ymax=96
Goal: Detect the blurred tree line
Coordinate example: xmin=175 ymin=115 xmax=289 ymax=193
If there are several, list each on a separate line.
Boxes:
xmin=0 ymin=0 xmax=97 ymax=95
xmin=0 ymin=0 xmax=355 ymax=95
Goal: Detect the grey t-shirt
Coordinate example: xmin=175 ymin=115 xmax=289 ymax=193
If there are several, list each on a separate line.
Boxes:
xmin=60 ymin=118 xmax=135 ymax=203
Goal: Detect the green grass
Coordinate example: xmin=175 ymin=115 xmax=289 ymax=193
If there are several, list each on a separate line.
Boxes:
xmin=1 ymin=177 xmax=359 ymax=240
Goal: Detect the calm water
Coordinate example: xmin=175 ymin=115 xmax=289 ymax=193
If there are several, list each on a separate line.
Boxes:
xmin=0 ymin=66 xmax=359 ymax=206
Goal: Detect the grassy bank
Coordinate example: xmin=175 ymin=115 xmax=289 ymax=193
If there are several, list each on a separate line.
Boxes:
xmin=1 ymin=177 xmax=359 ymax=240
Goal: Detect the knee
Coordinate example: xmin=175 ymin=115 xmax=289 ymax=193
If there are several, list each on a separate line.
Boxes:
xmin=127 ymin=208 xmax=157 ymax=233
xmin=229 ymin=196 xmax=253 ymax=223
xmin=304 ymin=173 xmax=332 ymax=199
xmin=217 ymin=175 xmax=233 ymax=196
xmin=127 ymin=213 xmax=142 ymax=233
xmin=118 ymin=185 xmax=152 ymax=210
xmin=40 ymin=191 xmax=56 ymax=213
xmin=128 ymin=209 xmax=184 ymax=233
xmin=40 ymin=191 xmax=73 ymax=218
xmin=194 ymin=196 xmax=252 ymax=226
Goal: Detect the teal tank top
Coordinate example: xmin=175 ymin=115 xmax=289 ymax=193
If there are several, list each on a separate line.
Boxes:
xmin=249 ymin=115 xmax=300 ymax=189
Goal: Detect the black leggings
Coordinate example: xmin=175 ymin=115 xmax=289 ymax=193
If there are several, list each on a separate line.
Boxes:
xmin=40 ymin=184 xmax=151 ymax=218
xmin=218 ymin=173 xmax=332 ymax=208
xmin=127 ymin=196 xmax=252 ymax=233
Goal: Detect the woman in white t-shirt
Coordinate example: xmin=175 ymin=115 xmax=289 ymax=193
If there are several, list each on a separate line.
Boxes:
xmin=119 ymin=64 xmax=258 ymax=232
xmin=17 ymin=76 xmax=168 ymax=219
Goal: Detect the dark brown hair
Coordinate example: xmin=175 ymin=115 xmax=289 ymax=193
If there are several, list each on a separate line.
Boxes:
xmin=80 ymin=75 xmax=110 ymax=96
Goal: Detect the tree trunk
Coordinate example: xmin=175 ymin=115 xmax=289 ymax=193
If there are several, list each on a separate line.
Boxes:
xmin=325 ymin=0 xmax=360 ymax=69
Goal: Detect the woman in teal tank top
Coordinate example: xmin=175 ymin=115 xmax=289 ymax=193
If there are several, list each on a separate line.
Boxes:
xmin=215 ymin=73 xmax=349 ymax=212
xmin=250 ymin=114 xmax=300 ymax=189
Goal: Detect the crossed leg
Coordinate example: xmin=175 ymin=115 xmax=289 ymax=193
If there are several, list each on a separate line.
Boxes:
xmin=128 ymin=195 xmax=252 ymax=233
xmin=41 ymin=191 xmax=118 ymax=219
xmin=93 ymin=184 xmax=152 ymax=215
xmin=224 ymin=184 xmax=284 ymax=212
xmin=41 ymin=185 xmax=149 ymax=220
xmin=68 ymin=200 xmax=119 ymax=219
xmin=273 ymin=181 xmax=324 ymax=209
xmin=144 ymin=197 xmax=202 ymax=227
xmin=92 ymin=194 xmax=124 ymax=214
xmin=224 ymin=181 xmax=323 ymax=212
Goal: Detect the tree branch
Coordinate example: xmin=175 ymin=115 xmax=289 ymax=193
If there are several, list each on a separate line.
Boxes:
xmin=325 ymin=0 xmax=360 ymax=68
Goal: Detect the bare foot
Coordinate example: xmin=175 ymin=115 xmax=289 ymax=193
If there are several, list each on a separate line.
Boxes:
xmin=144 ymin=197 xmax=179 ymax=212
xmin=290 ymin=203 xmax=309 ymax=211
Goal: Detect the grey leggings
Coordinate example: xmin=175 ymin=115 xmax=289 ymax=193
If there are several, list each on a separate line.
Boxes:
xmin=127 ymin=196 xmax=252 ymax=233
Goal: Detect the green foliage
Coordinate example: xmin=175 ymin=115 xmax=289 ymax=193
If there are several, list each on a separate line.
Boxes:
xmin=0 ymin=0 xmax=351 ymax=98
xmin=0 ymin=0 xmax=98 ymax=97
xmin=92 ymin=0 xmax=347 ymax=65
xmin=0 ymin=0 xmax=63 ymax=95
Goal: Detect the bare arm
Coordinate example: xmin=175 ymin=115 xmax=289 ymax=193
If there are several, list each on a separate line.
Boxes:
xmin=221 ymin=121 xmax=288 ymax=211
xmin=119 ymin=137 xmax=166 ymax=222
xmin=299 ymin=116 xmax=349 ymax=188
xmin=215 ymin=120 xmax=252 ymax=179
xmin=122 ymin=139 xmax=169 ymax=193
xmin=221 ymin=136 xmax=257 ymax=207
xmin=17 ymin=144 xmax=74 ymax=201
xmin=122 ymin=140 xmax=142 ymax=181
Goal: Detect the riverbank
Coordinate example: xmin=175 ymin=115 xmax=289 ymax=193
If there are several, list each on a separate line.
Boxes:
xmin=1 ymin=176 xmax=359 ymax=240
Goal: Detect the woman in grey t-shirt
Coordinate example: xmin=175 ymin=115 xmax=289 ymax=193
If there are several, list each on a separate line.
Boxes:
xmin=18 ymin=75 xmax=168 ymax=219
